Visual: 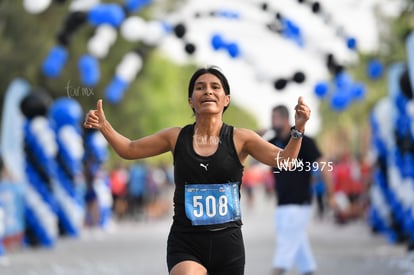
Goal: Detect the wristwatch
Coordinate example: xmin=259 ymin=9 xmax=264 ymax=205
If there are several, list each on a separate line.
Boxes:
xmin=290 ymin=126 xmax=304 ymax=139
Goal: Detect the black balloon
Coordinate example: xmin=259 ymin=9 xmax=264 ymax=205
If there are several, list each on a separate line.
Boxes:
xmin=261 ymin=2 xmax=269 ymax=11
xmin=274 ymin=79 xmax=288 ymax=90
xmin=20 ymin=89 xmax=52 ymax=119
xmin=326 ymin=53 xmax=335 ymax=70
xmin=293 ymin=71 xmax=306 ymax=83
xmin=399 ymin=68 xmax=413 ymax=99
xmin=275 ymin=12 xmax=282 ymax=20
xmin=312 ymin=2 xmax=321 ymax=13
xmin=174 ymin=23 xmax=186 ymax=39
xmin=326 ymin=53 xmax=344 ymax=75
xmin=184 ymin=43 xmax=196 ymax=55
xmin=57 ymin=11 xmax=87 ymax=46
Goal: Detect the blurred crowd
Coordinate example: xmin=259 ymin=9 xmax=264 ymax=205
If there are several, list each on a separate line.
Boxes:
xmin=105 ymin=161 xmax=174 ymax=222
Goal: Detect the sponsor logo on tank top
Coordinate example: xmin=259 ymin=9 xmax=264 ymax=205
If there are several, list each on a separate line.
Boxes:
xmin=200 ymin=163 xmax=209 ymax=171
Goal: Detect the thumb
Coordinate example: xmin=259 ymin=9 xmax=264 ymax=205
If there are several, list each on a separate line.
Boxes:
xmin=97 ymin=99 xmax=104 ymax=116
xmin=298 ymin=96 xmax=304 ymax=104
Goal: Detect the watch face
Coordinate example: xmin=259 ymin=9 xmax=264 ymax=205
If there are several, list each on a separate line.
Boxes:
xmin=291 ymin=129 xmax=303 ymax=138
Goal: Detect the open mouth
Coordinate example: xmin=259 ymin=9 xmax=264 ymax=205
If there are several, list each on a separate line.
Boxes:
xmin=201 ymin=98 xmax=217 ymax=104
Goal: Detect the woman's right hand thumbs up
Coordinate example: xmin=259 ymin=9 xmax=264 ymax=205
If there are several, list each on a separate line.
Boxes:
xmin=84 ymin=99 xmax=107 ymax=130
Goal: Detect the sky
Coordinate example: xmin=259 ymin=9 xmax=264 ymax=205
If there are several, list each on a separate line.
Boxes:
xmin=157 ymin=0 xmax=405 ymax=135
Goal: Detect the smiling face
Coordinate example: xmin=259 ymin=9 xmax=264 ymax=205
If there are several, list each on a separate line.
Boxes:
xmin=188 ymin=73 xmax=230 ymax=115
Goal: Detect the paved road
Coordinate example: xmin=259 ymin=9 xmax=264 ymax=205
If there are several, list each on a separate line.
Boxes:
xmin=0 ymin=187 xmax=411 ymax=275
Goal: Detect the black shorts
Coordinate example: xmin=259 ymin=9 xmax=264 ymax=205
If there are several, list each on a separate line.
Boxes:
xmin=167 ymin=227 xmax=245 ymax=275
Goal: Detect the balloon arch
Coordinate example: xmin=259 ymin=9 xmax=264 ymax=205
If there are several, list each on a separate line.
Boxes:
xmin=0 ymin=0 xmax=412 ymax=252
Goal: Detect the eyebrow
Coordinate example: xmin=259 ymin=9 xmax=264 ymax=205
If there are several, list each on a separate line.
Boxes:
xmin=195 ymin=81 xmax=222 ymax=86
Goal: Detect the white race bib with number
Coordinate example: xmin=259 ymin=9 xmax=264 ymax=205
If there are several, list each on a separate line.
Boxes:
xmin=184 ymin=183 xmax=241 ymax=226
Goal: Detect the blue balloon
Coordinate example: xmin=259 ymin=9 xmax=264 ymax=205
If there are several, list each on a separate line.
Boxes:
xmin=105 ymin=76 xmax=129 ymax=104
xmin=49 ymin=98 xmax=83 ymax=127
xmin=88 ymin=4 xmax=125 ymax=27
xmin=281 ymin=18 xmax=304 ymax=47
xmin=85 ymin=131 xmax=108 ymax=163
xmin=346 ymin=37 xmax=357 ymax=50
xmin=161 ymin=21 xmax=173 ymax=34
xmin=226 ymin=42 xmax=241 ymax=58
xmin=211 ymin=33 xmax=225 ymax=50
xmin=334 ymin=72 xmax=352 ymax=89
xmin=395 ymin=93 xmax=408 ymax=114
xmin=216 ymin=9 xmax=240 ymax=19
xmin=330 ymin=89 xmax=351 ymax=112
xmin=314 ymin=81 xmax=329 ymax=98
xmin=42 ymin=46 xmax=68 ymax=78
xmin=393 ymin=148 xmax=404 ymax=169
xmin=402 ymin=153 xmax=414 ymax=178
xmin=78 ymin=55 xmax=100 ymax=87
xmin=351 ymin=82 xmax=366 ymax=101
xmin=396 ymin=113 xmax=411 ymax=137
xmin=367 ymin=59 xmax=384 ymax=80
xmin=124 ymin=0 xmax=152 ymax=13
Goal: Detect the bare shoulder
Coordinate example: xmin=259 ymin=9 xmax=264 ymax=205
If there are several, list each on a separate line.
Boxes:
xmin=159 ymin=126 xmax=182 ymax=140
xmin=233 ymin=127 xmax=260 ymax=141
xmin=160 ymin=126 xmax=182 ymax=134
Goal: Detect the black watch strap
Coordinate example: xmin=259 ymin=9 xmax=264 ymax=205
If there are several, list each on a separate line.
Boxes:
xmin=290 ymin=126 xmax=304 ymax=139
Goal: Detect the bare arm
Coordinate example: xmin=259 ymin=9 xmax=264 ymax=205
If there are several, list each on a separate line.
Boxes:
xmin=236 ymin=128 xmax=303 ymax=167
xmin=236 ymin=96 xmax=310 ymax=167
xmin=84 ymin=100 xmax=180 ymax=160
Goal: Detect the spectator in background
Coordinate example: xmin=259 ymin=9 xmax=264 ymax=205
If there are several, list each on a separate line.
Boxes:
xmin=109 ymin=163 xmax=129 ymax=220
xmin=127 ymin=162 xmax=147 ymax=220
xmin=146 ymin=165 xmax=166 ymax=202
xmin=332 ymin=152 xmax=368 ymax=224
xmin=242 ymin=159 xmax=264 ymax=207
xmin=268 ymin=105 xmax=334 ymax=275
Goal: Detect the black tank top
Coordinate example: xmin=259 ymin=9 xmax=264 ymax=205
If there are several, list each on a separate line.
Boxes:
xmin=172 ymin=123 xmax=244 ymax=232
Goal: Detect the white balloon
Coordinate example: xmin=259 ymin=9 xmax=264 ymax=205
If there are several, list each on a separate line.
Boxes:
xmin=95 ymin=178 xmax=113 ymax=207
xmin=30 ymin=117 xmax=58 ymax=157
xmin=69 ymin=0 xmax=100 ymax=12
xmin=407 ymin=100 xmax=414 ymax=118
xmin=88 ymin=25 xmax=117 ymax=58
xmin=96 ymin=24 xmax=117 ymax=45
xmin=120 ymin=16 xmax=147 ymax=42
xmin=30 ymin=117 xmax=48 ymax=135
xmin=116 ymin=52 xmax=143 ymax=83
xmin=23 ymin=0 xmax=51 ymax=14
xmin=401 ymin=178 xmax=414 ymax=208
xmin=372 ymin=98 xmax=395 ymax=151
xmin=142 ymin=21 xmax=166 ymax=46
xmin=88 ymin=37 xmax=109 ymax=59
xmin=0 ymin=208 xmax=5 ymax=237
xmin=59 ymin=126 xmax=84 ymax=160
xmin=92 ymin=131 xmax=108 ymax=148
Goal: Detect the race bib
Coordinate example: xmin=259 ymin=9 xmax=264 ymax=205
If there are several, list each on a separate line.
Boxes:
xmin=184 ymin=182 xmax=241 ymax=226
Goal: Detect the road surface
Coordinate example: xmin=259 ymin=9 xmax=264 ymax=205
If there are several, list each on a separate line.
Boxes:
xmin=1 ymin=187 xmax=411 ymax=275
